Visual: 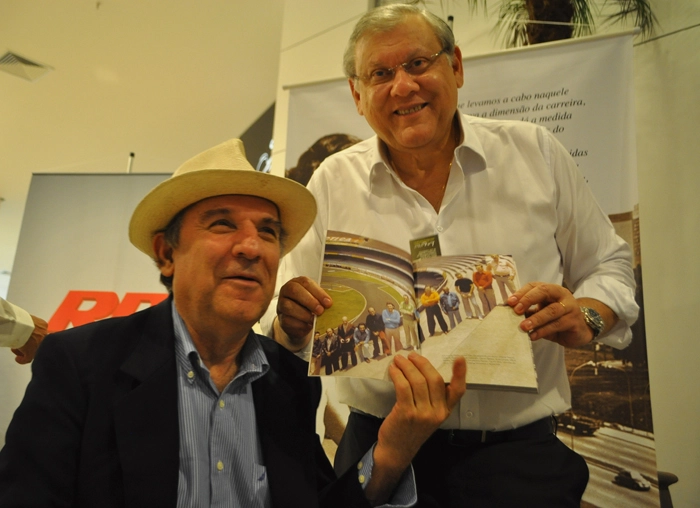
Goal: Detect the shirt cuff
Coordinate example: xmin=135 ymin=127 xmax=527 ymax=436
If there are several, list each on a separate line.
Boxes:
xmin=0 ymin=299 xmax=34 ymax=348
xmin=356 ymin=443 xmax=417 ymax=507
xmin=574 ymin=275 xmax=639 ymax=349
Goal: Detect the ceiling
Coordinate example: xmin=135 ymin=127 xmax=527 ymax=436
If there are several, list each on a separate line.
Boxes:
xmin=0 ymin=0 xmax=285 ymax=294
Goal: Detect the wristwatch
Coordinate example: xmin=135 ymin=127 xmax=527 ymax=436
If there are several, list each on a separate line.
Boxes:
xmin=580 ymin=306 xmax=604 ymax=339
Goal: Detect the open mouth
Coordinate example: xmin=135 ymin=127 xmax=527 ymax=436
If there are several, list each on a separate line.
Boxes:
xmin=395 ymin=103 xmax=427 ymax=116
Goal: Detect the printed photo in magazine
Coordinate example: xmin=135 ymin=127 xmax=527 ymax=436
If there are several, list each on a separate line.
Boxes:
xmin=309 ymin=231 xmax=538 ymax=393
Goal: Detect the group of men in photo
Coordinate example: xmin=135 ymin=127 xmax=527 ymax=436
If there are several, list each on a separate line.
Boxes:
xmin=311 ymin=299 xmax=424 ymax=376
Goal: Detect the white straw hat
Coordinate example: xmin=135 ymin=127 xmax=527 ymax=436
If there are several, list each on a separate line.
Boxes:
xmin=128 ymin=138 xmax=317 ymax=258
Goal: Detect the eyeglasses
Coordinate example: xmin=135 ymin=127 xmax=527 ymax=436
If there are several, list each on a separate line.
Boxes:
xmin=354 ymin=49 xmax=446 ymax=86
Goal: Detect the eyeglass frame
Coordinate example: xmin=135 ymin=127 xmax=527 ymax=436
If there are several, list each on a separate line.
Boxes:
xmin=352 ymin=49 xmax=447 ymax=86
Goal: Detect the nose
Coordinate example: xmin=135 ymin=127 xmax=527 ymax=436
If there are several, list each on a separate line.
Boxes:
xmin=231 ymin=223 xmax=262 ymax=260
xmin=390 ymin=66 xmax=420 ymax=96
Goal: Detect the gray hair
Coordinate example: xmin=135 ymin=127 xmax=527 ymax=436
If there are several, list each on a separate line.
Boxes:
xmin=343 ymin=3 xmax=456 ymax=79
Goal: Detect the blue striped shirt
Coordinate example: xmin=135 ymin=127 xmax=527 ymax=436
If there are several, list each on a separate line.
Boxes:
xmin=173 ymin=305 xmax=271 ymax=508
xmin=172 ymin=303 xmax=416 ymax=507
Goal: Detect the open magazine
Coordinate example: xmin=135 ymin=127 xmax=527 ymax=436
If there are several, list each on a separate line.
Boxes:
xmin=309 ymin=231 xmax=538 ymax=393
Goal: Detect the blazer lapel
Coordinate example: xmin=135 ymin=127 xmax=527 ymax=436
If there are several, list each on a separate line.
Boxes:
xmin=253 ymin=343 xmax=320 ymax=508
xmin=113 ymin=299 xmax=180 ymax=506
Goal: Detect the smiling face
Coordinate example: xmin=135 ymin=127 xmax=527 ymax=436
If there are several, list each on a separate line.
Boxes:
xmin=154 ymin=194 xmax=282 ymax=341
xmin=348 ymin=15 xmax=463 ymax=155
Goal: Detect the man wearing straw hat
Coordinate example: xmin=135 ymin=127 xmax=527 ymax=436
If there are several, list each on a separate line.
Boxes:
xmin=0 ymin=138 xmax=465 ymax=507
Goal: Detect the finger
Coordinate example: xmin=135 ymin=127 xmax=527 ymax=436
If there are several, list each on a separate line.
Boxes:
xmin=527 ymin=305 xmax=589 ymax=345
xmin=291 ymin=277 xmax=333 ymax=312
xmin=524 ymin=300 xmax=569 ymax=329
xmin=277 ymin=297 xmax=316 ymax=327
xmin=507 ymin=281 xmax=539 ymax=309
xmin=403 ymin=353 xmax=450 ymax=408
xmin=516 ymin=284 xmax=572 ymax=318
xmin=387 ymin=360 xmax=414 ymax=408
xmin=526 ymin=314 xmax=567 ymax=341
xmin=278 ymin=279 xmax=329 ymax=318
xmin=445 ymin=357 xmax=467 ymax=409
xmin=509 ymin=282 xmax=551 ymax=314
xmin=11 ymin=348 xmax=30 ymax=365
xmin=391 ymin=354 xmax=436 ymax=410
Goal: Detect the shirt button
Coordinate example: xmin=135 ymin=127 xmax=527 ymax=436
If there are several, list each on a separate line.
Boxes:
xmin=187 ymin=370 xmax=195 ymax=380
xmin=466 ymin=410 xmax=474 ymax=417
xmin=357 ymin=461 xmax=363 ymax=470
xmin=216 ymin=461 xmax=224 ymax=471
xmin=219 ymin=400 xmax=225 ymax=409
xmin=358 ymin=474 xmax=366 ymax=484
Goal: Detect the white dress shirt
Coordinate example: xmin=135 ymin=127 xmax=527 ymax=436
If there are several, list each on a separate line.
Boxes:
xmin=262 ymin=114 xmax=638 ymax=432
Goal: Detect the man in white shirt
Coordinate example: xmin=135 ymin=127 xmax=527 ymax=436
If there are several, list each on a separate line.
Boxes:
xmin=263 ymin=3 xmax=638 ymax=507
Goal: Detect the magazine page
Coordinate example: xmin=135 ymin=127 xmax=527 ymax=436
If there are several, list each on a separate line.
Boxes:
xmin=413 ymin=254 xmax=538 ymax=393
xmin=309 ymin=231 xmax=419 ymax=380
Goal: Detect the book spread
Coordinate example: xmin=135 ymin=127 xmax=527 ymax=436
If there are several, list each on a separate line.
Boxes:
xmin=310 ymin=231 xmax=538 ymax=394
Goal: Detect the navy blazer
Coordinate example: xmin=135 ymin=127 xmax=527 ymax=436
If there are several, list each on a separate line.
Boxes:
xmin=0 ymin=298 xmax=372 ymax=507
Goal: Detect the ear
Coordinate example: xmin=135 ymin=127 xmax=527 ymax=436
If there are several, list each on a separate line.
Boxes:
xmin=348 ymin=78 xmax=365 ymax=116
xmin=452 ymin=46 xmax=464 ymax=89
xmin=152 ymin=233 xmax=174 ymax=277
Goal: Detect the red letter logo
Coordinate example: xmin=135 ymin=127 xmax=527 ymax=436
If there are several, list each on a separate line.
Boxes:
xmin=48 ymin=291 xmax=167 ymax=332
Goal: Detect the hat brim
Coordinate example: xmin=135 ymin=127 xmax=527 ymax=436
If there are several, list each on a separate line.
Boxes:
xmin=128 ymin=169 xmax=317 ymax=258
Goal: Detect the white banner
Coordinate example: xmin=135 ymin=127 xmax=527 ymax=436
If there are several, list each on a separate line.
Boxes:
xmin=1 ymin=173 xmax=169 ymax=442
xmin=287 ymin=32 xmax=660 ymax=507
xmin=287 ymin=33 xmax=637 ymax=216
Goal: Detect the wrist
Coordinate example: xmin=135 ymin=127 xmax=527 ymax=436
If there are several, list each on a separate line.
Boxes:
xmin=580 ymin=306 xmax=604 ymax=339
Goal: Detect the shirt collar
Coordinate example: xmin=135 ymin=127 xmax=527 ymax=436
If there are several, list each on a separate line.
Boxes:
xmin=171 ymin=301 xmax=269 ymax=391
xmin=368 ymin=112 xmax=488 ymax=192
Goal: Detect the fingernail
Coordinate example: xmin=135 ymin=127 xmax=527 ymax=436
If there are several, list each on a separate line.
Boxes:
xmin=514 ymin=303 xmax=524 ymax=313
xmin=523 ymin=319 xmax=533 ymax=330
xmin=508 ymin=295 xmax=517 ymax=304
xmin=314 ymin=305 xmax=325 ymax=315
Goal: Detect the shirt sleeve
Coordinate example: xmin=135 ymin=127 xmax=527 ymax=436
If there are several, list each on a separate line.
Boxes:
xmin=545 ymin=128 xmax=639 ymax=348
xmin=356 ymin=443 xmax=417 ymax=507
xmin=0 ymin=297 xmax=34 ymax=348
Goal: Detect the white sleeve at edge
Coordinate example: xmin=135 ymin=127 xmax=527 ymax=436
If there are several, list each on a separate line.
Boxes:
xmin=0 ymin=298 xmax=34 ymax=348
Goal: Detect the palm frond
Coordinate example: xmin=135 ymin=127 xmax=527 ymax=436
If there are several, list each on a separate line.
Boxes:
xmin=603 ymin=0 xmax=657 ymax=38
xmin=458 ymin=0 xmax=490 ymax=15
xmin=495 ymin=0 xmax=530 ymax=47
xmin=570 ymin=0 xmax=595 ymax=38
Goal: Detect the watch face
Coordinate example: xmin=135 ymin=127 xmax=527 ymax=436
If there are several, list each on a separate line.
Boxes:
xmin=582 ymin=307 xmax=604 ymax=337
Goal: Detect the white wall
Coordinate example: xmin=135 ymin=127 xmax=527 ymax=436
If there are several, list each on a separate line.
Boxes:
xmin=274 ymin=1 xmax=700 ymax=505
xmin=0 ymin=0 xmax=285 ymax=288
xmin=634 ymin=3 xmax=700 ymax=507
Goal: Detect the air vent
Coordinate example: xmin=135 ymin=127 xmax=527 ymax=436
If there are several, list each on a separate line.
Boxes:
xmin=0 ymin=51 xmax=53 ymax=82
